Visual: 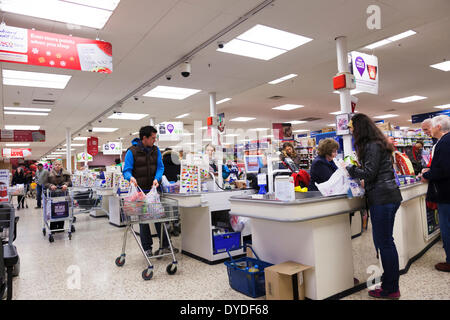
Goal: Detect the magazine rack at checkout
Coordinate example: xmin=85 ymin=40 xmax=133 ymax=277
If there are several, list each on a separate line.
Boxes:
xmin=42 ymin=188 xmax=74 ymax=243
xmin=224 ymin=244 xmax=273 ymax=298
xmin=115 ymin=194 xmax=180 ymax=280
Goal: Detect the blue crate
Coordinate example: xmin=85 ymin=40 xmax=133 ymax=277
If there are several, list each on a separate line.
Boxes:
xmin=224 ymin=245 xmax=273 ymax=298
xmin=213 ymin=230 xmax=241 ymax=254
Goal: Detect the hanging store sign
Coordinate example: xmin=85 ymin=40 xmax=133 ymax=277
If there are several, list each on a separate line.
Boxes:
xmin=0 ymin=129 xmax=45 ymax=142
xmin=0 ymin=24 xmax=112 ymax=73
xmin=157 ymin=122 xmax=184 ymax=141
xmin=350 ymin=51 xmax=378 ymax=94
xmin=87 ymin=137 xmax=99 ymax=156
xmin=102 ymin=142 xmax=122 ymax=155
xmin=76 ymin=152 xmax=93 ymax=162
xmin=411 ymin=109 xmax=450 ymax=124
xmin=2 ymin=148 xmax=32 ymax=158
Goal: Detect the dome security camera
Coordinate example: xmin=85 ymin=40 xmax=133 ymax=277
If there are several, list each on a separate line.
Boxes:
xmin=134 ymin=96 xmax=139 ymax=101
xmin=217 ymin=41 xmax=225 ymax=49
xmin=165 ymin=74 xmax=172 ymax=80
xmin=181 ymin=61 xmax=191 ymax=77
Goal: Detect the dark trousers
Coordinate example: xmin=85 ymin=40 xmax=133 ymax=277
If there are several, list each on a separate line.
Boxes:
xmin=370 ymin=202 xmax=401 ymax=293
xmin=437 ymin=203 xmax=450 ymax=263
xmin=17 ymin=195 xmax=25 ymax=208
xmin=36 ymin=184 xmax=43 ymax=208
xmin=139 ymin=222 xmax=169 ymax=251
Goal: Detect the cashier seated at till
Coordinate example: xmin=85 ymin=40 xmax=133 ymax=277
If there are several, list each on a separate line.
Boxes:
xmin=205 ymin=143 xmax=230 ymax=180
xmin=308 ymin=138 xmax=339 ymax=191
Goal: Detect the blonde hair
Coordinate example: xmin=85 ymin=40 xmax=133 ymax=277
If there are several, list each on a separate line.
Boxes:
xmin=53 ymin=160 xmax=62 ymax=166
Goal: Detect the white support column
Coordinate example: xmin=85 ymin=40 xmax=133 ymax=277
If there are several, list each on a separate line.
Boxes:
xmin=149 ymin=117 xmax=155 ymax=127
xmin=66 ymin=127 xmax=72 ymax=174
xmin=84 ymin=143 xmax=88 ymax=169
xmin=335 ymin=36 xmax=353 ymax=157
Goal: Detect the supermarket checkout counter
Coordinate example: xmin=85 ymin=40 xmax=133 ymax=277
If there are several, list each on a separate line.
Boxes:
xmin=229 ymin=182 xmax=437 ymax=300
xmin=163 ymin=189 xmax=255 ymax=264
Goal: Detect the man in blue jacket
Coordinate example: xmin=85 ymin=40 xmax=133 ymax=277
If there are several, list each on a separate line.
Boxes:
xmin=123 ymin=125 xmax=169 ymax=257
xmin=420 ymin=115 xmax=450 ymax=272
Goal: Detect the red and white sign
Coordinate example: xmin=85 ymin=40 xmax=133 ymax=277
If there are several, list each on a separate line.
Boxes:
xmin=87 ymin=137 xmax=99 ymax=156
xmin=2 ymin=148 xmax=32 ymax=158
xmin=0 ymin=130 xmax=45 ymax=142
xmin=0 ymin=24 xmax=112 ymax=73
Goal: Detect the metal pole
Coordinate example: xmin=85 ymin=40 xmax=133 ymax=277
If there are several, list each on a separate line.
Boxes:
xmin=149 ymin=117 xmax=155 ymax=127
xmin=335 ymin=36 xmax=353 ymax=157
xmin=66 ymin=127 xmax=72 ymax=174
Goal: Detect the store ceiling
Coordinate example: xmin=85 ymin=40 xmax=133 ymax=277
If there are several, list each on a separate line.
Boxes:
xmin=1 ymin=0 xmax=450 ymax=159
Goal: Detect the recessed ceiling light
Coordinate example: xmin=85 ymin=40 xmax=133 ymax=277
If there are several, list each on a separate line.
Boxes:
xmin=176 ymin=113 xmax=190 ymax=119
xmin=430 ymin=61 xmax=450 ymax=72
xmin=249 ymin=128 xmax=270 ymax=131
xmin=2 ymin=69 xmax=71 ymax=89
xmin=293 ymin=129 xmax=309 ymax=133
xmin=329 ymin=111 xmax=343 ymax=115
xmin=400 ymin=127 xmax=409 ymax=130
xmin=4 ymin=107 xmax=52 ymax=112
xmin=289 ymin=120 xmax=307 ymax=125
xmin=201 ymin=127 xmax=208 ymax=130
xmin=5 ymin=143 xmax=30 ymax=147
xmin=230 ymin=117 xmax=256 ymax=122
xmin=407 ymin=119 xmax=412 ymax=122
xmin=143 ymin=86 xmax=201 ymax=100
xmin=333 ymin=89 xmax=363 ymax=95
xmin=374 ymin=114 xmax=399 ymax=119
xmin=272 ymin=104 xmax=304 ymax=111
xmin=224 ymin=134 xmax=239 ymax=137
xmin=392 ymin=96 xmax=427 ymax=103
xmin=434 ymin=104 xmax=450 ymax=109
xmin=108 ymin=112 xmax=148 ymax=120
xmin=4 ymin=111 xmax=49 ymax=116
xmin=64 ymin=143 xmax=85 ymax=147
xmin=74 ymin=136 xmax=89 ymax=140
xmin=365 ymin=30 xmax=416 ymax=49
xmin=217 ymin=24 xmax=312 ymax=60
xmin=92 ymin=127 xmax=118 ymax=132
xmin=217 ymin=98 xmax=231 ymax=104
xmin=0 ymin=0 xmax=120 ymax=29
xmin=327 ymin=124 xmax=337 ymax=127
xmin=4 ymin=125 xmax=40 ymax=130
xmin=268 ymin=74 xmax=298 ymax=84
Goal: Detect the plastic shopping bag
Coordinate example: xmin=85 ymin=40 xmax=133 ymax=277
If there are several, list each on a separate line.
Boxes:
xmin=145 ymin=186 xmax=165 ymax=218
xmin=230 ymin=215 xmax=251 ymax=236
xmin=348 ymin=178 xmax=365 ymax=198
xmin=122 ymin=184 xmax=146 ymax=216
xmin=315 ymin=168 xmax=350 ymax=196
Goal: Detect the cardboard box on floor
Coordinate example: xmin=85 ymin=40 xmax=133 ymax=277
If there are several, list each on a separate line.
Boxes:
xmin=264 ymin=261 xmax=313 ymax=300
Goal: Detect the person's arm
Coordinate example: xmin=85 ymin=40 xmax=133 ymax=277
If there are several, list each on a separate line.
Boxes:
xmin=347 ymin=143 xmax=381 ymax=182
xmin=423 ymin=141 xmax=450 ymax=181
xmin=154 ymin=148 xmax=165 ymax=182
xmin=122 ymin=150 xmax=135 ymax=182
xmin=44 ymin=173 xmax=53 ymax=189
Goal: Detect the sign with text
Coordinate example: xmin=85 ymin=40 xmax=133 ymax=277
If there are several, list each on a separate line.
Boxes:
xmin=102 ymin=142 xmax=122 ymax=155
xmin=2 ymin=148 xmax=32 ymax=158
xmin=87 ymin=137 xmax=99 ymax=156
xmin=0 ymin=24 xmax=112 ymax=73
xmin=0 ymin=130 xmax=45 ymax=142
xmin=411 ymin=109 xmax=450 ymax=124
xmin=76 ymin=152 xmax=93 ymax=162
xmin=0 ymin=169 xmax=9 ymax=202
xmin=350 ymin=51 xmax=378 ymax=94
xmin=157 ymin=122 xmax=184 ymax=141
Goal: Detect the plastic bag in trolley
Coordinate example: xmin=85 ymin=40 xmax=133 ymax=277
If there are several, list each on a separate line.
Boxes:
xmin=145 ymin=186 xmax=165 ymax=219
xmin=122 ymin=184 xmax=146 ymax=216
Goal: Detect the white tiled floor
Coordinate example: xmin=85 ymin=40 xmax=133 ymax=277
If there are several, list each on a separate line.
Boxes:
xmin=8 ymin=204 xmax=450 ymax=300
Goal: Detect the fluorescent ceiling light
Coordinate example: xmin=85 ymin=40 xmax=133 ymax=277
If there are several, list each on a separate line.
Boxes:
xmin=264 ymin=135 xmax=274 ymax=138
xmin=293 ymin=129 xmax=309 ymax=133
xmin=334 ymin=89 xmax=363 ymax=95
xmin=327 ymin=124 xmax=337 ymax=127
xmin=365 ymin=30 xmax=416 ymax=49
xmin=330 ymin=111 xmax=343 ymax=115
xmin=5 ymin=143 xmax=30 ymax=147
xmin=230 ymin=117 xmax=256 ymax=122
xmin=176 ymin=113 xmax=190 ymax=119
xmin=92 ymin=127 xmax=118 ymax=132
xmin=4 ymin=111 xmax=48 ymax=116
xmin=430 ymin=61 xmax=450 ymax=72
xmin=0 ymin=0 xmax=120 ymax=29
xmin=64 ymin=144 xmax=85 ymax=147
xmin=272 ymin=104 xmax=304 ymax=111
xmin=224 ymin=134 xmax=239 ymax=137
xmin=132 ymin=132 xmax=139 ymax=135
xmin=143 ymin=86 xmax=200 ymax=100
xmin=217 ymin=24 xmax=312 ymax=60
xmin=217 ymin=98 xmax=231 ymax=104
xmin=4 ymin=125 xmax=40 ymax=130
xmin=374 ymin=114 xmax=399 ymax=119
xmin=108 ymin=113 xmax=148 ymax=120
xmin=400 ymin=127 xmax=409 ymax=130
xmin=289 ymin=120 xmax=307 ymax=125
xmin=74 ymin=136 xmax=89 ymax=140
xmin=250 ymin=128 xmax=270 ymax=131
xmin=181 ymin=133 xmax=193 ymax=136
xmin=201 ymin=127 xmax=208 ymax=130
xmin=392 ymin=95 xmax=427 ymax=103
xmin=434 ymin=104 xmax=450 ymax=109
xmin=203 ymin=138 xmax=212 ymax=142
xmin=51 ymin=152 xmax=67 ymax=155
xmin=268 ymin=74 xmax=298 ymax=84
xmin=4 ymin=107 xmax=52 ymax=112
xmin=407 ymin=120 xmax=412 ymax=122
xmin=2 ymin=69 xmax=71 ymax=89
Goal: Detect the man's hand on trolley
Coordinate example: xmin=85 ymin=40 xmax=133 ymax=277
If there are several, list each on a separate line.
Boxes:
xmin=50 ymin=185 xmax=57 ymax=191
xmin=152 ymin=179 xmax=159 ymax=188
xmin=130 ymin=177 xmax=138 ymax=186
xmin=61 ymin=185 xmax=68 ymax=191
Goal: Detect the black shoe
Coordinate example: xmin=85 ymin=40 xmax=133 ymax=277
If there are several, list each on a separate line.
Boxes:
xmin=16 ymin=206 xmax=20 ymax=210
xmin=35 ymin=206 xmax=41 ymax=209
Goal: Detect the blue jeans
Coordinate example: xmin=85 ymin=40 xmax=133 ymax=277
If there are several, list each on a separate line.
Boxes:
xmin=139 ymin=223 xmax=169 ymax=252
xmin=36 ymin=184 xmax=43 ymax=207
xmin=370 ymin=202 xmax=401 ymax=293
xmin=437 ymin=203 xmax=450 ymax=263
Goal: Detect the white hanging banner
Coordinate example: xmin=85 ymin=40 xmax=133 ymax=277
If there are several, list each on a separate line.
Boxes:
xmin=350 ymin=51 xmax=379 ymax=94
xmin=157 ymin=122 xmax=184 ymax=141
xmin=102 ymin=141 xmax=122 ymax=155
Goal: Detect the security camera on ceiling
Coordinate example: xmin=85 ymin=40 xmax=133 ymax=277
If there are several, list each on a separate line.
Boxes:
xmin=217 ymin=41 xmax=225 ymax=49
xmin=181 ymin=61 xmax=191 ymax=77
xmin=165 ymin=74 xmax=172 ymax=80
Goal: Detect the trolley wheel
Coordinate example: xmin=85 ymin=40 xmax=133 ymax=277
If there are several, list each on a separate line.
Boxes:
xmin=142 ymin=268 xmax=153 ymax=281
xmin=166 ymin=263 xmax=177 ymax=275
xmin=115 ymin=256 xmax=125 ymax=267
xmin=71 ymin=225 xmax=76 ymax=233
xmin=68 ymin=233 xmax=72 ymax=240
xmin=49 ymin=234 xmax=54 ymax=243
xmin=42 ymin=228 xmax=46 ymax=236
xmin=73 ymin=216 xmax=77 ymax=223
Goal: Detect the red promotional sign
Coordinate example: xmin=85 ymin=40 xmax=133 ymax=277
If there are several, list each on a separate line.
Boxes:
xmin=0 ymin=130 xmax=45 ymax=142
xmin=2 ymin=148 xmax=32 ymax=158
xmin=0 ymin=24 xmax=112 ymax=73
xmin=87 ymin=137 xmax=99 ymax=156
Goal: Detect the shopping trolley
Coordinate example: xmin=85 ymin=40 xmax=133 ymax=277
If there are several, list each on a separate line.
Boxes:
xmin=8 ymin=184 xmax=28 ymax=209
xmin=42 ymin=188 xmax=74 ymax=242
xmin=70 ymin=187 xmax=105 ymax=222
xmin=115 ymin=194 xmax=179 ymax=280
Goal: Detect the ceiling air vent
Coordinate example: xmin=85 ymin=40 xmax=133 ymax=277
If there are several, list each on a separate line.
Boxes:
xmin=300 ymin=117 xmax=321 ymax=122
xmin=32 ymin=99 xmax=55 ymax=105
xmin=268 ymin=95 xmax=284 ymax=100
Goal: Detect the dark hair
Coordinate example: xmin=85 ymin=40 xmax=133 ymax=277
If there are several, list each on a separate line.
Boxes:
xmin=317 ymin=138 xmax=339 ymax=157
xmin=139 ymin=126 xmax=157 ymax=140
xmin=282 ymin=142 xmax=296 ymax=157
xmin=415 ymin=140 xmax=424 ymax=147
xmin=37 ymin=163 xmax=43 ymax=167
xmin=351 ymin=113 xmax=394 ymax=161
xmin=114 ymin=158 xmax=121 ymax=165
